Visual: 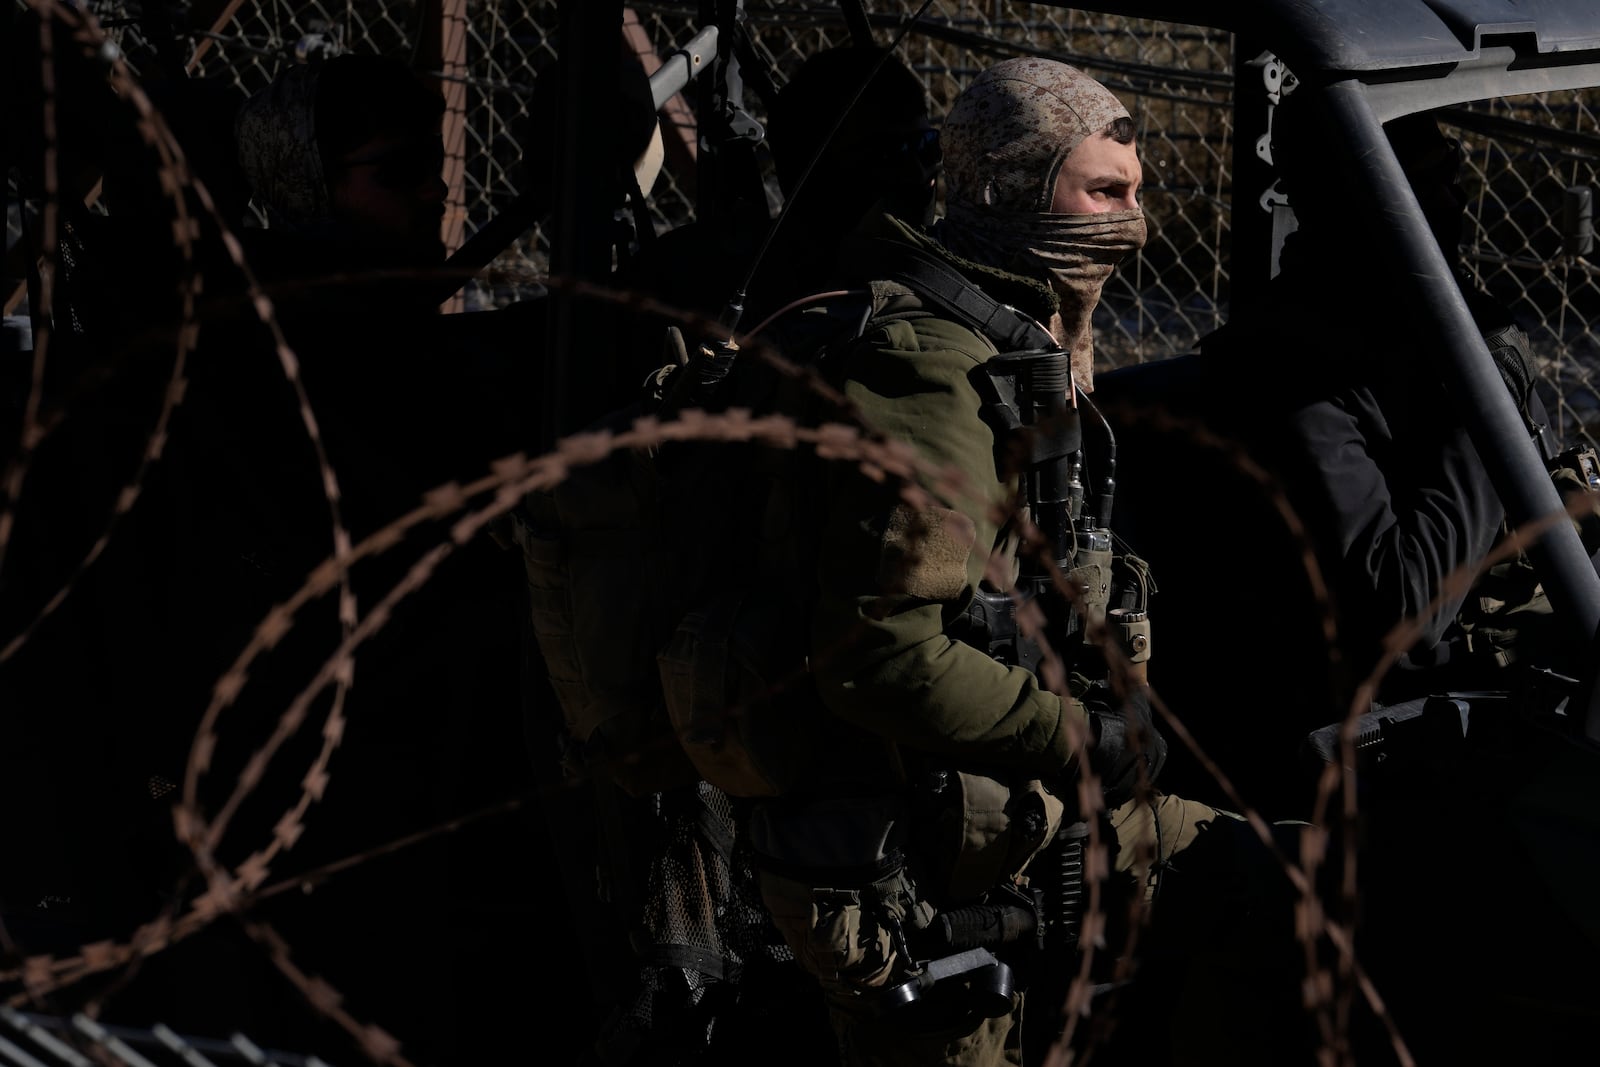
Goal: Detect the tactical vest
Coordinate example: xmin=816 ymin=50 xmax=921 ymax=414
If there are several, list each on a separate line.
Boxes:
xmin=511 ymin=239 xmax=1154 ymax=802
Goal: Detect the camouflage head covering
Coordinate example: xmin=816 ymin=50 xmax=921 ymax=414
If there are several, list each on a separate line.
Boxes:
xmin=935 ymin=58 xmax=1145 ymax=389
xmin=234 ymin=63 xmax=332 ymax=235
xmin=941 ymin=57 xmax=1129 ymax=213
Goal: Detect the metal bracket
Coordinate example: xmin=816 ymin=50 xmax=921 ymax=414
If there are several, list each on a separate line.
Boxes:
xmin=1258 ymin=178 xmax=1291 ymax=213
xmin=1253 ymin=51 xmax=1300 ymax=105
xmin=722 ymin=103 xmax=766 ymax=146
xmin=873 ymin=947 xmax=1006 ymax=1013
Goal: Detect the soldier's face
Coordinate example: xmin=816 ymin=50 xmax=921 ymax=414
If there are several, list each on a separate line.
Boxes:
xmin=329 ymin=132 xmax=448 ymax=264
xmin=1050 ymin=133 xmax=1142 ymax=215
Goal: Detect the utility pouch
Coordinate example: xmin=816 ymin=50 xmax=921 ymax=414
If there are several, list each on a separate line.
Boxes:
xmin=1067 ymin=533 xmax=1113 ymax=635
xmin=658 ymin=589 xmax=821 ymax=797
xmin=1553 ymin=443 xmax=1600 ymax=493
xmin=514 ymin=451 xmax=698 ymax=797
xmin=1552 ymin=444 xmax=1600 ymax=553
xmin=758 ymin=864 xmax=928 ymax=1001
xmin=913 ymin=770 xmax=1065 ymax=903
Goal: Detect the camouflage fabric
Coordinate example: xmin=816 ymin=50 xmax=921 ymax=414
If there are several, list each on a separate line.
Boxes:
xmin=950 ymin=207 xmax=1146 ymax=389
xmin=234 ymin=63 xmax=332 ymax=235
xmin=756 ymin=794 xmax=1225 ymax=1067
xmin=940 ymin=57 xmax=1130 ymax=213
xmin=805 ymin=213 xmax=1087 ymax=788
xmin=758 ymin=864 xmax=1023 ymax=1067
xmin=1106 ymin=792 xmax=1224 ymax=903
xmin=934 ymin=58 xmax=1145 ymax=389
xmin=745 ymin=211 xmax=1231 ymax=1066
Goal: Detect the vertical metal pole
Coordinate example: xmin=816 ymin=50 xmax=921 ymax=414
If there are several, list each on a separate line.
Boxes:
xmin=696 ymin=0 xmax=730 ymax=229
xmin=1319 ymin=80 xmax=1600 ymax=740
xmin=543 ymin=0 xmax=625 ymax=444
xmin=184 ymin=0 xmax=252 ymax=73
xmin=437 ymin=0 xmax=470 ymax=313
xmin=839 ymin=0 xmax=876 ymax=47
xmin=1228 ymin=37 xmax=1278 ymax=322
xmin=530 ymin=10 xmax=635 ymax=1040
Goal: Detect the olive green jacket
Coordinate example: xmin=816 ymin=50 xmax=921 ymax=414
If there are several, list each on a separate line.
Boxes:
xmin=806 ymin=212 xmax=1090 ymax=786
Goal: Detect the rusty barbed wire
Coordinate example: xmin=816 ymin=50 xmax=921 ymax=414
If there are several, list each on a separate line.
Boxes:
xmin=0 ymin=331 xmax=1344 ymax=1064
xmin=2 ymin=4 xmax=205 ymax=664
xmin=0 ymin=6 xmax=63 ymax=581
xmin=4 ymin=0 xmax=358 ymax=1049
xmin=3 ymin=260 xmax=1464 ymax=1067
xmin=3 ymin=3 xmax=363 ymax=819
xmin=3 ymin=278 xmax=1547 ymax=1063
xmin=8 ymin=5 xmax=1597 ymax=1065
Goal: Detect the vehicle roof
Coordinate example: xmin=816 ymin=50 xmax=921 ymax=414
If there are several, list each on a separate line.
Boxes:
xmin=1046 ymin=1 xmax=1600 ymax=729
xmin=1059 ymin=0 xmax=1600 ymax=75
xmin=1047 ymin=1 xmax=1600 ymax=119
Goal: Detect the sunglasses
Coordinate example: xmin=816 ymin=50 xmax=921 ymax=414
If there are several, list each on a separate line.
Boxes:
xmin=339 ymin=136 xmax=446 ymax=191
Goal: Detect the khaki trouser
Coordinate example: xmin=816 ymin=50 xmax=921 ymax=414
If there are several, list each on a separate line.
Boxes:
xmin=759 ymin=792 xmax=1227 ymax=1067
xmin=1106 ymin=790 xmax=1232 ymax=904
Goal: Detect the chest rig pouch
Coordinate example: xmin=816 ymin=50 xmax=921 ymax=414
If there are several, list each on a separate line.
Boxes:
xmin=953 ymin=343 xmax=1155 ymax=685
xmin=860 ymin=236 xmax=1152 ymax=676
xmin=762 ymin=240 xmax=1162 ymax=1020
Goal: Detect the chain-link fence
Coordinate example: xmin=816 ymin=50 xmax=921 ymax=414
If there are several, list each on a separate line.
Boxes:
xmin=86 ymin=0 xmax=1600 ymax=449
xmin=10 ymin=6 xmax=1600 ymax=1063
xmin=1455 ymin=96 xmax=1600 ymax=448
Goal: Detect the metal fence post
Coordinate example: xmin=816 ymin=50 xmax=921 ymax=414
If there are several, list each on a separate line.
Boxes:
xmin=543 ymin=0 xmax=625 ymax=443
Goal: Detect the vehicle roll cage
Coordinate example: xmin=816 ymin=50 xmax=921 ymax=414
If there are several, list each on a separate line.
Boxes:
xmin=538 ymin=0 xmax=1600 ymax=739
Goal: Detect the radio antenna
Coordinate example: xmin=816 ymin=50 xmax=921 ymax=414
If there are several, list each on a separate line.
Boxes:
xmin=1077 ymin=385 xmax=1118 ymax=530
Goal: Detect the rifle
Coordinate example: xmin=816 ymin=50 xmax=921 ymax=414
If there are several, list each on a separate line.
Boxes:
xmin=818 ymin=239 xmax=1157 ymax=1013
xmin=848 ymin=348 xmax=1124 ymax=1010
xmin=843 ymin=237 xmax=1151 ymax=685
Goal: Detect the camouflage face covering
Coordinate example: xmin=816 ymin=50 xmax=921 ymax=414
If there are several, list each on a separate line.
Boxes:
xmin=1026 ymin=210 xmax=1146 ymax=387
xmin=234 ymin=63 xmax=331 ymax=235
xmin=937 ymin=58 xmax=1145 ymax=387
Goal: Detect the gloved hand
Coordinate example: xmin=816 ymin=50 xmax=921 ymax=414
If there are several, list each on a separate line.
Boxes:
xmin=1087 ymin=685 xmax=1167 ymax=808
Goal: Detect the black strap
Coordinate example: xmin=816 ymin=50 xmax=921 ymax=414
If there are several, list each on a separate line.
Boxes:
xmin=858 ymin=238 xmax=1058 ymax=353
xmin=1483 ymin=322 xmax=1535 ymax=409
xmin=1482 ymin=321 xmax=1562 ymax=461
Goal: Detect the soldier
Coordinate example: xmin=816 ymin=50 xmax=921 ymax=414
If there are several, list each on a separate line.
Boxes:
xmin=538 ymin=47 xmax=943 ymax=1067
xmin=1095 ymin=103 xmax=1598 ymax=817
xmin=739 ymin=58 xmax=1304 ymax=1067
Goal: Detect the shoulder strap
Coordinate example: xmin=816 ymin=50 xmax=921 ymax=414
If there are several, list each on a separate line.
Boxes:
xmin=1481 ymin=321 xmax=1561 ymax=461
xmin=856 ymin=237 xmax=1058 ymax=353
